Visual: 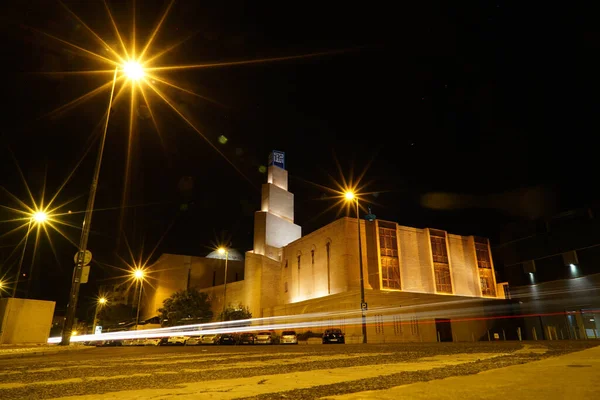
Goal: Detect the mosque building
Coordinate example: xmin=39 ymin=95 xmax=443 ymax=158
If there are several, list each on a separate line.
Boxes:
xmin=141 ymin=151 xmax=510 ymax=342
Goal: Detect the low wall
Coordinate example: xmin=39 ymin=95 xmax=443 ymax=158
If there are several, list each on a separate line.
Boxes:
xmin=0 ymin=298 xmax=55 ymax=344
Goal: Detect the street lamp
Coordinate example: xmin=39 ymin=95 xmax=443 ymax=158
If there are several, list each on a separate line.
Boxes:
xmin=92 ymin=297 xmax=107 ymax=334
xmin=61 ymin=60 xmax=146 ymax=345
xmin=12 ymin=210 xmax=48 ymax=298
xmin=344 ymin=190 xmax=368 ymax=344
xmin=133 ymin=268 xmax=145 ymax=330
xmin=123 ymin=61 xmax=144 ymax=80
xmin=32 ymin=211 xmax=48 ymax=223
xmin=217 ymin=247 xmax=229 ymax=319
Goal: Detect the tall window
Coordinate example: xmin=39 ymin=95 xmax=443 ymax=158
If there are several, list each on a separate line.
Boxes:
xmin=284 ymin=282 xmax=288 ymax=293
xmin=374 ymin=314 xmax=384 ymax=335
xmin=411 ymin=317 xmax=419 ymax=335
xmin=475 ymin=237 xmax=496 ymax=296
xmin=378 ymin=222 xmax=401 ymax=289
xmin=393 ymin=316 xmax=402 ymax=335
xmin=297 ymin=255 xmax=301 ymax=270
xmin=326 ymin=242 xmax=331 ymax=294
xmin=430 ymin=229 xmax=452 ymax=293
xmin=311 ymin=249 xmax=315 ymax=265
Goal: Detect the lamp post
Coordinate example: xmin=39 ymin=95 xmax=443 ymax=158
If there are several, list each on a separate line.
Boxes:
xmin=217 ymin=247 xmax=229 ymax=319
xmin=133 ymin=269 xmax=144 ymax=330
xmin=12 ymin=211 xmax=48 ymax=298
xmin=344 ymin=191 xmax=367 ymax=344
xmin=92 ymin=297 xmax=107 ymax=334
xmin=61 ymin=62 xmax=144 ymax=345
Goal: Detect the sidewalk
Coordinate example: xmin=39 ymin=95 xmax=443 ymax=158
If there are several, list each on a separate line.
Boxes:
xmin=328 ymin=345 xmax=600 ymax=399
xmin=0 ymin=344 xmax=91 ymax=360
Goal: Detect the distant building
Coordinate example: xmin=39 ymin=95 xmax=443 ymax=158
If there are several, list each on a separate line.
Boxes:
xmin=98 ymin=283 xmax=134 ymax=306
xmin=142 ymin=151 xmax=510 ymax=342
xmin=494 ymin=208 xmax=600 ymax=339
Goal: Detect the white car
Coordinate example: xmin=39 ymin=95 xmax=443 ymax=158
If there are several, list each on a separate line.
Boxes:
xmin=200 ymin=334 xmax=219 ymax=344
xmin=144 ymin=338 xmax=163 ymax=346
xmin=280 ymin=330 xmax=298 ymax=344
xmin=255 ymin=331 xmax=274 ymax=344
xmin=167 ymin=336 xmax=188 ymax=345
xmin=185 ymin=336 xmax=202 ymax=346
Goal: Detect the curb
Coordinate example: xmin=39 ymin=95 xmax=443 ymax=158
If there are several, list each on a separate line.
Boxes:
xmin=0 ymin=347 xmax=93 ymax=360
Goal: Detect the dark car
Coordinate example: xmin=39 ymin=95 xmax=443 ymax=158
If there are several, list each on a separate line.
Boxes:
xmin=238 ymin=333 xmax=255 ymax=344
xmin=218 ymin=334 xmax=237 ymax=345
xmin=322 ymin=329 xmax=345 ymax=344
xmin=96 ymin=339 xmax=123 ymax=347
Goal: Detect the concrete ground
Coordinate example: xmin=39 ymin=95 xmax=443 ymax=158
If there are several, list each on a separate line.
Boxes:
xmin=0 ymin=344 xmax=91 ymax=360
xmin=0 ymin=341 xmax=596 ymax=399
xmin=327 ymin=344 xmax=600 ymax=399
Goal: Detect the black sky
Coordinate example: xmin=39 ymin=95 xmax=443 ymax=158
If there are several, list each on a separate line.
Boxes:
xmin=2 ymin=1 xmax=600 ymax=313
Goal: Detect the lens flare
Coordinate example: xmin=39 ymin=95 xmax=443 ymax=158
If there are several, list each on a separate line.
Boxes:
xmin=123 ymin=61 xmax=144 ymax=80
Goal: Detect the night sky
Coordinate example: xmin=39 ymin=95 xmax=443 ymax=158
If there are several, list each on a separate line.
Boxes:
xmin=2 ymin=1 xmax=600 ymax=315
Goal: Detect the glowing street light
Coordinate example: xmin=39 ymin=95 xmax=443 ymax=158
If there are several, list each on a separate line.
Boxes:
xmin=344 ymin=190 xmax=367 ymax=344
xmin=217 ymin=247 xmax=229 ymax=319
xmin=123 ymin=61 xmax=145 ymax=80
xmin=32 ymin=211 xmax=48 ymax=223
xmin=134 ymin=269 xmax=145 ymax=280
xmin=92 ymin=297 xmax=107 ymax=333
xmin=133 ymin=268 xmax=145 ymax=330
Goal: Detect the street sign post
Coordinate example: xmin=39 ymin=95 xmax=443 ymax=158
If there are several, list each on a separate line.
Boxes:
xmin=80 ymin=265 xmax=91 ymax=284
xmin=361 ymin=302 xmax=368 ymax=311
xmin=73 ymin=250 xmax=92 ymax=265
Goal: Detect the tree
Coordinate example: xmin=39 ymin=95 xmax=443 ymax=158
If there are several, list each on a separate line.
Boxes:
xmin=218 ymin=304 xmax=252 ymax=322
xmin=97 ymin=303 xmax=136 ymax=327
xmin=158 ymin=288 xmax=213 ymax=326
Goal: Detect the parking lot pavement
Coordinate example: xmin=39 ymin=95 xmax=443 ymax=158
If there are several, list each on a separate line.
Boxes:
xmin=0 ymin=342 xmax=596 ymax=399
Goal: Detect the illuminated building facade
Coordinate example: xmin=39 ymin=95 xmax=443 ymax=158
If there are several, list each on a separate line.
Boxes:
xmin=143 ymin=151 xmax=510 ymax=342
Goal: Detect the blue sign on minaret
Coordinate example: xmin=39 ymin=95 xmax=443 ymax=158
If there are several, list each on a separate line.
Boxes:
xmin=268 ymin=150 xmax=285 ymax=169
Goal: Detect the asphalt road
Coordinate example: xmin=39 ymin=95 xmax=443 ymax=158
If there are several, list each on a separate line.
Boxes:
xmin=0 ymin=341 xmax=596 ymax=399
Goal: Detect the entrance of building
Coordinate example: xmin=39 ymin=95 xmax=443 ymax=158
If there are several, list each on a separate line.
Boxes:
xmin=435 ymin=318 xmax=453 ymax=342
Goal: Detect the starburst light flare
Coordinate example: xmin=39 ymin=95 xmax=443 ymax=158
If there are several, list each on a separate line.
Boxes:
xmin=35 ymin=1 xmax=356 ymax=192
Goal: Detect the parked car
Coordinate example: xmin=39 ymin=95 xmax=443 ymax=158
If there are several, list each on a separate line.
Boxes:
xmin=322 ymin=328 xmax=345 ymax=344
xmin=255 ymin=331 xmax=274 ymax=344
xmin=218 ymin=334 xmax=237 ymax=345
xmin=200 ymin=334 xmax=220 ymax=345
xmin=167 ymin=336 xmax=189 ymax=345
xmin=238 ymin=333 xmax=255 ymax=345
xmin=184 ymin=336 xmax=202 ymax=346
xmin=96 ymin=340 xmax=122 ymax=347
xmin=123 ymin=338 xmax=145 ymax=346
xmin=144 ymin=337 xmax=165 ymax=346
xmin=280 ymin=330 xmax=298 ymax=344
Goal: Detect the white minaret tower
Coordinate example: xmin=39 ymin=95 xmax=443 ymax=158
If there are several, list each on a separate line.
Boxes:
xmin=253 ymin=151 xmax=301 ymax=261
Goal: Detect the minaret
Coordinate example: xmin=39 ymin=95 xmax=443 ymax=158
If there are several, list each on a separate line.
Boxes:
xmin=253 ymin=150 xmax=301 ymax=260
